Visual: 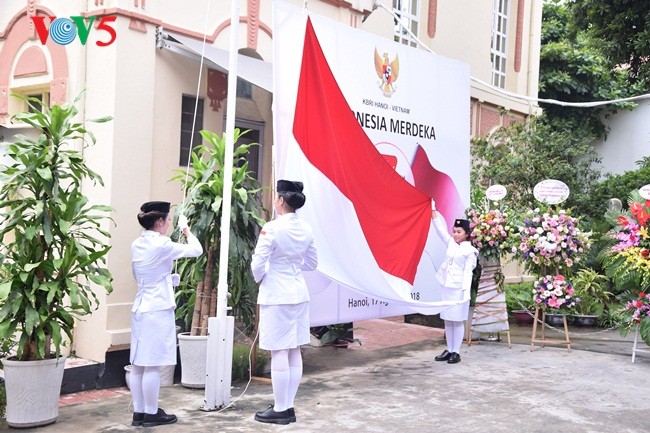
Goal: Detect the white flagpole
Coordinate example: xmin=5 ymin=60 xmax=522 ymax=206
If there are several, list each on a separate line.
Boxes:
xmin=204 ymin=0 xmax=239 ymax=410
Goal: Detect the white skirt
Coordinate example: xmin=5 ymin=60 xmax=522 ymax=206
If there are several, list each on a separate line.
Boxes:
xmin=259 ymin=302 xmax=310 ymax=351
xmin=130 ymin=307 xmax=177 ymax=366
xmin=439 ymin=286 xmax=470 ymax=322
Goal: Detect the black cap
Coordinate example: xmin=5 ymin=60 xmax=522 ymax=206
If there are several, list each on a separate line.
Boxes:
xmin=454 ymin=218 xmax=470 ymax=231
xmin=140 ymin=201 xmax=171 ymax=213
xmin=277 ymin=179 xmax=304 ymax=193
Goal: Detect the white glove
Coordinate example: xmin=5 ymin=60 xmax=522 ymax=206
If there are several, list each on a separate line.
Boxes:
xmin=431 ymin=199 xmax=436 ymax=211
xmin=177 ymin=214 xmax=189 ymax=231
xmin=171 ymin=273 xmax=180 ymax=287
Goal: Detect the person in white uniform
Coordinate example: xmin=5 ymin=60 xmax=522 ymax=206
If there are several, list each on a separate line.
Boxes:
xmin=431 ymin=200 xmax=478 ymax=364
xmin=129 ymin=201 xmax=202 ymax=427
xmin=251 ymin=180 xmax=318 ymax=425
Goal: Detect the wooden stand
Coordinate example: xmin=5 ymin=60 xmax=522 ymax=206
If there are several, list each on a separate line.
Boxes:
xmin=632 ymin=324 xmax=650 ymax=363
xmin=467 ymin=329 xmax=511 ymax=349
xmin=467 ymin=257 xmax=511 ymax=348
xmin=530 ymin=308 xmax=571 ymax=352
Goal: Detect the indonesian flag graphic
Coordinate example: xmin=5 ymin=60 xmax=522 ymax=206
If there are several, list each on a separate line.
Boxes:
xmin=293 ymin=18 xmax=432 ymax=286
xmin=273 ymin=2 xmax=471 ymax=324
xmin=412 ymin=145 xmax=466 ymax=234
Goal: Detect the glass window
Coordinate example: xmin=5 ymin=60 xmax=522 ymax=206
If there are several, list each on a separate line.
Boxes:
xmin=490 ymin=0 xmax=510 ymax=88
xmin=393 ymin=0 xmax=419 ymax=46
xmin=236 ymin=78 xmax=252 ymax=99
xmin=179 ymin=95 xmax=204 ymax=167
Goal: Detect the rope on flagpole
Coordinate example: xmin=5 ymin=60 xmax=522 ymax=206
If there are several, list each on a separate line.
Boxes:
xmin=372 ymin=0 xmax=650 ymax=108
xmin=181 ymin=0 xmax=213 ymax=209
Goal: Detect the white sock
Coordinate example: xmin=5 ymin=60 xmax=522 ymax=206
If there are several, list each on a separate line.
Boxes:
xmin=444 ymin=321 xmax=454 ymax=352
xmin=287 ymin=366 xmax=303 ymax=409
xmin=130 ymin=365 xmax=145 ymax=413
xmin=271 ymin=369 xmax=290 ymax=412
xmin=451 ymin=321 xmax=465 ymax=353
xmin=287 ymin=348 xmax=303 ymax=409
xmin=142 ymin=366 xmax=161 ymax=414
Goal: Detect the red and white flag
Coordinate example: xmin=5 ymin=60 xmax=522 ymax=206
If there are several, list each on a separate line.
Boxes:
xmin=273 ymin=2 xmax=471 ymax=325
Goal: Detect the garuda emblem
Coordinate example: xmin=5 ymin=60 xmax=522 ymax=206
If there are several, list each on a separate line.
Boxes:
xmin=374 ymin=48 xmax=399 ymax=97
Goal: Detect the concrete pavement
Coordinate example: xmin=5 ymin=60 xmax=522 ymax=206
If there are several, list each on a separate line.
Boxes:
xmin=2 ymin=318 xmax=649 ymax=433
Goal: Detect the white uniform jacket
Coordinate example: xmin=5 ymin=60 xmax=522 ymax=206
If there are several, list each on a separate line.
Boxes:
xmin=433 ymin=217 xmax=478 ymax=292
xmin=251 ymin=212 xmax=318 ymax=305
xmin=131 ymin=230 xmax=203 ymax=313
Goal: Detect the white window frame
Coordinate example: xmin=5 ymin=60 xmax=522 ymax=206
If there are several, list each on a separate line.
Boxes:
xmin=393 ymin=0 xmax=419 ymax=47
xmin=491 ymin=0 xmax=510 ymax=89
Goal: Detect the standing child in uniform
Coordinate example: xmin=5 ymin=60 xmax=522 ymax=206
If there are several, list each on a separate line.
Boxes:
xmin=130 ymin=201 xmax=203 ymax=427
xmin=251 ymin=180 xmax=318 ymax=425
xmin=431 ymin=200 xmax=478 ymax=364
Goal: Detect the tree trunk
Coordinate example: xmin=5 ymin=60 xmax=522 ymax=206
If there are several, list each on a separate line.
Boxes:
xmin=190 ymin=282 xmax=204 ymax=336
xmin=197 ymin=245 xmax=217 ymax=336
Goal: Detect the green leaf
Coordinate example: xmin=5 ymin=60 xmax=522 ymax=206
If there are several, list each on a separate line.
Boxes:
xmin=24 ymin=262 xmax=41 ymax=272
xmin=0 ymin=281 xmax=12 ymax=302
xmin=59 ymin=220 xmax=72 ymax=235
xmin=36 ymin=167 xmax=52 ymax=180
xmin=24 ymin=304 xmax=38 ymax=335
xmin=88 ymin=274 xmax=112 ymax=288
xmin=641 ymin=318 xmax=650 ymax=347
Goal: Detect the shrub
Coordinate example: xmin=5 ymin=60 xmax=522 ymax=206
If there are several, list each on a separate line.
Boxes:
xmin=505 ymin=281 xmax=535 ymax=312
xmin=588 ymin=162 xmax=650 ymax=221
xmin=231 ymin=343 xmax=269 ymax=381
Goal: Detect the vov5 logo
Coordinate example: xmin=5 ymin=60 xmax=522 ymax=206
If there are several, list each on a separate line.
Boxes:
xmin=31 ymin=16 xmax=117 ymax=46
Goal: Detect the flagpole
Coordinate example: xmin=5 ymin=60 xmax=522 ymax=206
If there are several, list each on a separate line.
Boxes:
xmin=203 ymin=0 xmax=239 ymax=410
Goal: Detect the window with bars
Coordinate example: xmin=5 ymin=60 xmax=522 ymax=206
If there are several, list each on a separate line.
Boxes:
xmin=393 ymin=0 xmax=419 ymax=47
xmin=179 ymin=95 xmax=204 ymax=166
xmin=491 ymin=0 xmax=510 ymax=88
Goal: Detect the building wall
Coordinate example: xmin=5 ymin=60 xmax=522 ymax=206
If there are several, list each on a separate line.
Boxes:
xmin=594 ymin=100 xmax=650 ymax=176
xmin=1 ymin=0 xmax=542 ymax=362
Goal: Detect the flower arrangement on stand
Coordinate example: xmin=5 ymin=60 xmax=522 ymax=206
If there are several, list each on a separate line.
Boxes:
xmin=517 ymin=207 xmax=591 ymax=276
xmin=466 ymin=200 xmax=517 ymax=339
xmin=533 ymin=274 xmax=578 ymax=311
xmin=602 ymin=191 xmax=650 ymax=345
xmin=467 ymin=201 xmax=517 ymax=262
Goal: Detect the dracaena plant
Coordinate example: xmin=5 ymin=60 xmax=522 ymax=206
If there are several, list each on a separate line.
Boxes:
xmin=171 ymin=129 xmax=266 ymax=335
xmin=0 ymin=94 xmax=113 ymax=361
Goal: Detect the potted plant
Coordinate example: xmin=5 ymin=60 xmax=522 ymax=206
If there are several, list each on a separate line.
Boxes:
xmin=505 ymin=281 xmax=536 ymax=325
xmin=315 ymin=323 xmax=362 ymax=348
xmin=0 ymin=95 xmax=113 ymax=427
xmin=170 ymin=129 xmax=266 ymax=388
xmin=570 ymin=268 xmax=612 ymax=326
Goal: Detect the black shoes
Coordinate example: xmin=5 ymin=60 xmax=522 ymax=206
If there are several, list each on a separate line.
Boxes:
xmin=141 ymin=408 xmax=178 ymax=427
xmin=434 ymin=350 xmax=452 ymax=361
xmin=132 ymin=412 xmax=144 ymax=427
xmin=254 ymin=405 xmax=293 ymax=425
xmin=288 ymin=407 xmax=297 ymax=423
xmin=435 ymin=350 xmax=461 ymax=363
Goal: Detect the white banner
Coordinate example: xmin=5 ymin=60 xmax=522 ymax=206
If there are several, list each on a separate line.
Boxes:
xmin=273 ymin=2 xmax=471 ymax=325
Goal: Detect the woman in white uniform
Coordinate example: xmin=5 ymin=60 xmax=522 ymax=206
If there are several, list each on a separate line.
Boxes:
xmin=431 ymin=200 xmax=478 ymax=364
xmin=130 ymin=201 xmax=202 ymax=427
xmin=251 ymin=180 xmax=318 ymax=425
